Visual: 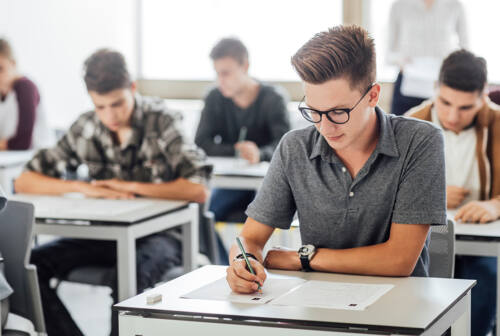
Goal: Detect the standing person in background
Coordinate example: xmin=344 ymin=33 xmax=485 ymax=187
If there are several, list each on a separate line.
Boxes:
xmin=387 ymin=0 xmax=468 ymax=116
xmin=195 ymin=37 xmax=290 ymax=225
xmin=0 ymin=38 xmax=54 ymax=150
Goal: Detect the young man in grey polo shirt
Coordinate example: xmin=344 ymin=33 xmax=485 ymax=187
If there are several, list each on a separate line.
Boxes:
xmin=226 ymin=25 xmax=447 ymax=293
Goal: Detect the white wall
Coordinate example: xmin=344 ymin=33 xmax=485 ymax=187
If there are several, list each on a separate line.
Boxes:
xmin=0 ymin=0 xmax=137 ymax=129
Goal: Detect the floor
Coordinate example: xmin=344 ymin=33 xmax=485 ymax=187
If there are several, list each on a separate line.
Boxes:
xmin=58 ymin=282 xmax=112 ymax=336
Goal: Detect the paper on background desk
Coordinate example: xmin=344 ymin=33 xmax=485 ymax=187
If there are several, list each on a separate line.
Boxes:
xmin=401 ymin=57 xmax=440 ymax=99
xmin=18 ymin=195 xmax=153 ymax=217
xmin=208 ymin=157 xmax=269 ymax=177
xmin=271 ymin=280 xmax=394 ymax=311
xmin=181 ymin=277 xmax=306 ymax=304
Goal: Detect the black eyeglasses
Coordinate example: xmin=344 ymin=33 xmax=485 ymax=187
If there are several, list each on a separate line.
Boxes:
xmin=298 ymin=83 xmax=376 ymax=124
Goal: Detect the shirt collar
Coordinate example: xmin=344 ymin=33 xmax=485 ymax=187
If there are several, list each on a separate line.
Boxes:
xmin=309 ymin=106 xmax=399 ymax=163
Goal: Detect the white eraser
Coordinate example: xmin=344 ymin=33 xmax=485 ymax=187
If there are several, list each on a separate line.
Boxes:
xmin=146 ymin=293 xmax=162 ymax=305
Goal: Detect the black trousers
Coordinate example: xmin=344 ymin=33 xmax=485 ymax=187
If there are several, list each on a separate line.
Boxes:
xmin=31 ymin=234 xmax=181 ymax=336
xmin=390 ymin=71 xmax=426 ymax=116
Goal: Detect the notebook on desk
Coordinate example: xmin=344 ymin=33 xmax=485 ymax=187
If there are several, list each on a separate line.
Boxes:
xmin=11 ymin=194 xmax=188 ymax=225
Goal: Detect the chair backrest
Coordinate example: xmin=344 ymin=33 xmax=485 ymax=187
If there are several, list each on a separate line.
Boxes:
xmin=0 ymin=200 xmax=46 ymax=333
xmin=428 ymin=218 xmax=455 ymax=278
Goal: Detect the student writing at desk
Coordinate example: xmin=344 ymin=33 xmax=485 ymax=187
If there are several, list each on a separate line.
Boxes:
xmin=226 ymin=25 xmax=447 ymax=294
xmin=195 ymin=38 xmax=290 ymax=224
xmin=409 ymin=49 xmax=500 ymax=336
xmin=14 ymin=49 xmax=212 ymax=336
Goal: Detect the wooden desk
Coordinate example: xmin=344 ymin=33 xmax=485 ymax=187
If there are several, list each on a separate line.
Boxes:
xmin=11 ymin=194 xmax=199 ymax=301
xmin=115 ymin=265 xmax=474 ymax=335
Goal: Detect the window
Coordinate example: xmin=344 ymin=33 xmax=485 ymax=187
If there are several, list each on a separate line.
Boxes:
xmin=462 ymin=0 xmax=500 ymax=84
xmin=140 ymin=0 xmax=342 ymax=81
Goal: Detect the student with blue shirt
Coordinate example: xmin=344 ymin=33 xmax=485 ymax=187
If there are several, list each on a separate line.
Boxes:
xmin=226 ymin=25 xmax=447 ymax=293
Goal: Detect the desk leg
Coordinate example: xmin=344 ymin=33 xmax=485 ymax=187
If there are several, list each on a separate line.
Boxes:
xmin=448 ymin=291 xmax=470 ymax=336
xmin=183 ymin=203 xmax=199 ymax=273
xmin=117 ymin=231 xmax=136 ymax=302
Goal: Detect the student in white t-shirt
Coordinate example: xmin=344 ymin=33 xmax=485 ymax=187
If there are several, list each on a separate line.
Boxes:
xmin=408 ymin=49 xmax=500 ymax=336
xmin=0 ymin=38 xmax=54 ymax=151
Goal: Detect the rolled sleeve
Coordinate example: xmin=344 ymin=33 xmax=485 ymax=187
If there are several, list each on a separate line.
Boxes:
xmin=25 ymin=128 xmax=80 ymax=178
xmin=392 ymin=127 xmax=447 ymax=225
xmin=159 ymin=118 xmax=213 ymax=185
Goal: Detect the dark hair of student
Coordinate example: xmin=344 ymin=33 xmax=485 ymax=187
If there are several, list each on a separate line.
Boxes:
xmin=209 ymin=38 xmax=248 ymax=65
xmin=0 ymin=38 xmax=15 ymax=61
xmin=83 ymin=49 xmax=131 ymax=94
xmin=291 ymin=25 xmax=376 ymax=93
xmin=438 ymin=49 xmax=487 ymax=93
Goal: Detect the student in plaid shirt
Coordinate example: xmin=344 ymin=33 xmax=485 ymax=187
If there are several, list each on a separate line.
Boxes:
xmin=15 ymin=49 xmax=212 ymax=336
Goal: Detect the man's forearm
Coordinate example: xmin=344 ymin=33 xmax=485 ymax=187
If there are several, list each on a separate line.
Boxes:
xmin=310 ymin=242 xmax=420 ymax=277
xmin=492 ymin=198 xmax=500 ymax=219
xmin=128 ymin=178 xmax=209 ymax=203
xmin=14 ymin=171 xmax=83 ymax=195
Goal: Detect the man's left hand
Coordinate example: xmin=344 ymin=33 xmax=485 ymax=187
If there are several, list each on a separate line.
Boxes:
xmin=455 ymin=199 xmax=500 ymax=224
xmin=235 ymin=141 xmax=260 ymax=164
xmin=263 ymin=247 xmax=301 ymax=271
xmin=0 ymin=139 xmax=7 ymax=151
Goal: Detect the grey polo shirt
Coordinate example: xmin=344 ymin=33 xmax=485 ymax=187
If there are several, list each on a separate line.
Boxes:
xmin=246 ymin=107 xmax=447 ymax=277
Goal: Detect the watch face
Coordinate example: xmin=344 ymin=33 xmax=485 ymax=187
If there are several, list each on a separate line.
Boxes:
xmin=298 ymin=244 xmax=315 ymax=256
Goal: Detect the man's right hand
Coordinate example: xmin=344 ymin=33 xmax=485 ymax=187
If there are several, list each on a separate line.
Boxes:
xmin=226 ymin=257 xmax=266 ymax=294
xmin=76 ymin=182 xmax=135 ymax=199
xmin=447 ymin=186 xmax=470 ymax=209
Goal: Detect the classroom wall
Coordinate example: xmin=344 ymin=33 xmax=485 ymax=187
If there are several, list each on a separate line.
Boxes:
xmin=0 ymin=0 xmax=137 ymax=129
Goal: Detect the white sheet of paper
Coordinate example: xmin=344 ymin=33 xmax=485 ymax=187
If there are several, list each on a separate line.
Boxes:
xmin=23 ymin=196 xmax=153 ymax=217
xmin=401 ymin=57 xmax=441 ymax=99
xmin=181 ymin=277 xmax=306 ymax=304
xmin=208 ymin=157 xmax=269 ymax=177
xmin=270 ymin=280 xmax=394 ymax=311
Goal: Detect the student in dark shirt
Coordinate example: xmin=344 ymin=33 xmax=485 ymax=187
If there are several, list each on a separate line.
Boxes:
xmin=0 ymin=38 xmax=54 ymax=150
xmin=195 ymin=38 xmax=290 ymax=223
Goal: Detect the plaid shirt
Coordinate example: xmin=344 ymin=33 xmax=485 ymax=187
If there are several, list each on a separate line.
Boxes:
xmin=26 ymin=95 xmax=212 ymax=185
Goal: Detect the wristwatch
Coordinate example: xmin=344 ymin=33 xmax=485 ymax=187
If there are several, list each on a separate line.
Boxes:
xmin=298 ymin=244 xmax=316 ymax=272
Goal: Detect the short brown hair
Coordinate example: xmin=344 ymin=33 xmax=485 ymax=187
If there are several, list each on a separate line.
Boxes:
xmin=83 ymin=49 xmax=131 ymax=94
xmin=439 ymin=49 xmax=487 ymax=93
xmin=0 ymin=38 xmax=15 ymax=61
xmin=209 ymin=38 xmax=248 ymax=64
xmin=291 ymin=25 xmax=376 ymax=92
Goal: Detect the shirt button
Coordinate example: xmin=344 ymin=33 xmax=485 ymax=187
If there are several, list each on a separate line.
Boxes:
xmin=342 ymin=167 xmax=347 ymax=173
xmin=349 ymin=191 xmax=354 ymax=197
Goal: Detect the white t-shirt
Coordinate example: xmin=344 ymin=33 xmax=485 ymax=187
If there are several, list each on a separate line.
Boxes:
xmin=431 ymin=107 xmax=480 ymax=203
xmin=0 ymin=89 xmax=55 ymax=149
